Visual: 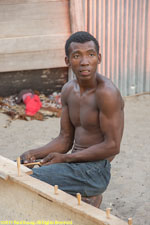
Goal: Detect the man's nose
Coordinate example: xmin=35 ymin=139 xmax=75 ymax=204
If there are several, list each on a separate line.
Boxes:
xmin=80 ymin=56 xmax=89 ymax=65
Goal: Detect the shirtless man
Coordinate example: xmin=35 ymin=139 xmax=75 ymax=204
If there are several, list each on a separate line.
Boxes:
xmin=21 ymin=31 xmax=124 ymax=206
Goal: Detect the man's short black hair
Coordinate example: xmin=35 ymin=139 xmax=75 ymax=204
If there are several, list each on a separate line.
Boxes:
xmin=65 ymin=31 xmax=99 ymax=57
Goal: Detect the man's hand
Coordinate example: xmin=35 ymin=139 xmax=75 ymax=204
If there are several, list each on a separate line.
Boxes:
xmin=20 ymin=150 xmax=36 ymax=164
xmin=40 ymin=153 xmax=66 ymax=166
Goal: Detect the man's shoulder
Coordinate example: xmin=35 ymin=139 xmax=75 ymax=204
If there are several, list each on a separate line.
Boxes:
xmin=62 ymin=79 xmax=76 ymax=94
xmin=96 ymin=74 xmax=120 ymax=96
xmin=61 ymin=79 xmax=76 ymax=104
xmin=96 ymin=74 xmax=124 ymax=108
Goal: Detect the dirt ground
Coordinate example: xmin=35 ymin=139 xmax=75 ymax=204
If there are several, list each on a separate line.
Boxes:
xmin=0 ymin=93 xmax=150 ymax=225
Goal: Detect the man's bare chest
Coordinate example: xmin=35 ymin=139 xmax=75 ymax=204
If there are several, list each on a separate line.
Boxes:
xmin=68 ymin=91 xmax=100 ymax=128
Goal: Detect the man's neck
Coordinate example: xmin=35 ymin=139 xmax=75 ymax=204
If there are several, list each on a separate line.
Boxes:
xmin=76 ymin=74 xmax=97 ymax=93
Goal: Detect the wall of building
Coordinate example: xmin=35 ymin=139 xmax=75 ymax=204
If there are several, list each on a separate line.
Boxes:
xmin=0 ymin=0 xmax=70 ymax=72
xmin=0 ymin=0 xmax=70 ymax=96
xmin=0 ymin=67 xmax=68 ymax=97
xmin=82 ymin=0 xmax=150 ymax=96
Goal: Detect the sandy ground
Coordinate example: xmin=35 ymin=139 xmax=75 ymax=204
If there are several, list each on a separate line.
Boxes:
xmin=0 ymin=93 xmax=150 ymax=225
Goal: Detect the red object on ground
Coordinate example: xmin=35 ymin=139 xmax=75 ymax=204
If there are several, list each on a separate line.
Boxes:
xmin=23 ymin=95 xmax=42 ymax=116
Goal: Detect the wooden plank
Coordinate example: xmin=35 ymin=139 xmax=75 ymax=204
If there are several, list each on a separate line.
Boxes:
xmin=0 ymin=156 xmax=128 ymax=225
xmin=0 ymin=1 xmax=70 ymax=38
xmin=0 ymin=49 xmax=66 ymax=72
xmin=0 ymin=35 xmax=69 ymax=54
xmin=0 ymin=20 xmax=69 ymax=38
xmin=0 ymin=1 xmax=69 ymax=21
xmin=0 ymin=170 xmax=9 ymax=180
xmin=0 ymin=155 xmax=32 ymax=176
xmin=0 ymin=0 xmax=66 ymax=4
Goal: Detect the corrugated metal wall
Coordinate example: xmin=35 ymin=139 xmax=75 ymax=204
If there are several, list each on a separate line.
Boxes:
xmin=82 ymin=0 xmax=150 ymax=96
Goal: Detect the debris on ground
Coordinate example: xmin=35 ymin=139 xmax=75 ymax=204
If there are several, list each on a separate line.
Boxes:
xmin=15 ymin=89 xmax=42 ymax=116
xmin=0 ymin=91 xmax=62 ymax=122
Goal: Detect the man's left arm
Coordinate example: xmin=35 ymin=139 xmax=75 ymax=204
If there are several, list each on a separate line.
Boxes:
xmin=64 ymin=87 xmax=124 ymax=162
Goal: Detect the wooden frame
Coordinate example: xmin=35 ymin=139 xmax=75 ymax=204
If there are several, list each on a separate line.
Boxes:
xmin=0 ymin=155 xmax=128 ymax=225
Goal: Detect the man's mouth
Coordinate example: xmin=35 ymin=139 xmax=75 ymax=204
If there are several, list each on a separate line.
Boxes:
xmin=80 ymin=70 xmax=90 ymax=75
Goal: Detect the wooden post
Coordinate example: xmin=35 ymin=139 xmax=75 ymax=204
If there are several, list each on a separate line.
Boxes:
xmin=106 ymin=208 xmax=111 ymax=219
xmin=17 ymin=157 xmax=21 ymax=176
xmin=68 ymin=0 xmax=85 ymax=81
xmin=69 ymin=0 xmax=84 ymax=33
xmin=128 ymin=218 xmax=132 ymax=225
xmin=54 ymin=185 xmax=58 ymax=195
xmin=76 ymin=193 xmax=81 ymax=205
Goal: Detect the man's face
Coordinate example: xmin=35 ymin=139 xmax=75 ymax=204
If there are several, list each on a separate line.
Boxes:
xmin=65 ymin=41 xmax=101 ymax=81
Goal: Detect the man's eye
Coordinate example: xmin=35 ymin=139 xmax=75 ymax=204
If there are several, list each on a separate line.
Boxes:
xmin=89 ymin=53 xmax=94 ymax=56
xmin=73 ymin=54 xmax=79 ymax=59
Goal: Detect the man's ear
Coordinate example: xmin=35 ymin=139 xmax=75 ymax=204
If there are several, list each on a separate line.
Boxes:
xmin=98 ymin=53 xmax=101 ymax=64
xmin=65 ymin=56 xmax=70 ymax=66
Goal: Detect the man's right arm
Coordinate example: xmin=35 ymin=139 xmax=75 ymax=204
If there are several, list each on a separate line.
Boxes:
xmin=20 ymin=83 xmax=75 ymax=163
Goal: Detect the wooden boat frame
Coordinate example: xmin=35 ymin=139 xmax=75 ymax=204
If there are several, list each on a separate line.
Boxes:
xmin=0 ymin=155 xmax=128 ymax=225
